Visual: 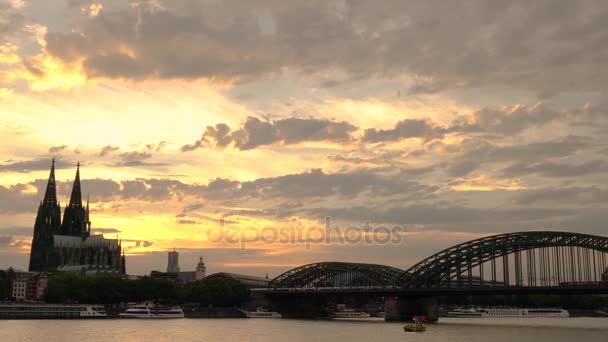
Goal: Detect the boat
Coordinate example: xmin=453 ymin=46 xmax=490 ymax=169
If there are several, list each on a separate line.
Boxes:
xmin=119 ymin=302 xmax=184 ymax=319
xmin=442 ymin=308 xmax=483 ymax=318
xmin=0 ymin=303 xmax=107 ymax=319
xmin=443 ymin=307 xmax=569 ymax=318
xmin=403 ymin=324 xmax=426 ymax=332
xmin=371 ymin=311 xmax=385 ymax=318
xmin=240 ymin=306 xmax=282 ymax=318
xmin=328 ymin=304 xmax=371 ymax=319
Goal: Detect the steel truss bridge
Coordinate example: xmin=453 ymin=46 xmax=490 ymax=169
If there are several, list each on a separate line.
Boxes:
xmin=266 ymin=231 xmax=608 ymax=295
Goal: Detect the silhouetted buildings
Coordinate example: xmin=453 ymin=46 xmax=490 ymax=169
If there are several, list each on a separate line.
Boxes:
xmin=151 ymin=253 xmax=207 ymax=282
xmin=196 ymin=256 xmax=206 ymax=280
xmin=167 ymin=250 xmax=179 ymax=273
xmin=10 ymin=271 xmax=48 ymax=300
xmin=28 ymin=160 xmax=125 ymax=275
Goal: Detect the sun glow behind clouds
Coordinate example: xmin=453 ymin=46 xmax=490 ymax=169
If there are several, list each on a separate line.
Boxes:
xmin=88 ymin=4 xmax=103 ymax=17
xmin=450 ymin=175 xmax=526 ymax=191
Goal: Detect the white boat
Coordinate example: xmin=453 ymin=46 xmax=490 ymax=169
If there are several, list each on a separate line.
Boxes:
xmin=240 ymin=306 xmax=282 ymax=318
xmin=328 ymin=305 xmax=371 ymax=319
xmin=446 ymin=307 xmax=569 ymax=318
xmin=0 ymin=303 xmax=107 ymax=319
xmin=119 ymin=302 xmax=184 ymax=319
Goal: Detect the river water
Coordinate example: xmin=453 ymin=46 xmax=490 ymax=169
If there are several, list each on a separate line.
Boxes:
xmin=1 ymin=317 xmax=606 ymax=341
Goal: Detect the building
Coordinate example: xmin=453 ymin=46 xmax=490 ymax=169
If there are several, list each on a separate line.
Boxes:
xmin=10 ymin=271 xmax=47 ymax=300
xmin=167 ymin=250 xmax=179 ymax=273
xmin=27 ymin=273 xmax=48 ymax=299
xmin=28 ymin=160 xmax=125 ymax=275
xmin=11 ymin=279 xmax=27 ymax=299
xmin=196 ymin=256 xmax=206 ymax=280
xmin=151 ymin=255 xmax=206 ymax=283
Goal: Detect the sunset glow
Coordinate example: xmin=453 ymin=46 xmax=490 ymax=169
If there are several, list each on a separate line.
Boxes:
xmin=1 ymin=0 xmax=607 ymax=277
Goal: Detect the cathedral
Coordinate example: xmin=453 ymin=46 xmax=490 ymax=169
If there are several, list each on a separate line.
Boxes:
xmin=28 ymin=160 xmax=126 ymax=275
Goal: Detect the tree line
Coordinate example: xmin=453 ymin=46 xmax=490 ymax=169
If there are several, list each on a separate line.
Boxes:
xmin=45 ymin=274 xmax=250 ymax=306
xmin=0 ymin=268 xmax=16 ymax=300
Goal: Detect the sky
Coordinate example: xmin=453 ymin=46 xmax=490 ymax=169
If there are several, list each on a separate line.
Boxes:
xmin=1 ymin=0 xmax=607 ymax=276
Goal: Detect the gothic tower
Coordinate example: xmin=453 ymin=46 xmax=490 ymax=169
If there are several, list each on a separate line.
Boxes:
xmin=28 ymin=159 xmax=62 ymax=272
xmin=60 ymin=163 xmax=90 ymax=237
xmin=120 ymin=251 xmax=126 ymax=275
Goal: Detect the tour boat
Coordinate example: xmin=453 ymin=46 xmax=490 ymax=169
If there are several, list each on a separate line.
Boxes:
xmin=119 ymin=302 xmax=184 ymax=319
xmin=240 ymin=306 xmax=282 ymax=318
xmin=0 ymin=303 xmax=107 ymax=319
xmin=328 ymin=304 xmax=371 ymax=319
xmin=444 ymin=307 xmax=569 ymax=318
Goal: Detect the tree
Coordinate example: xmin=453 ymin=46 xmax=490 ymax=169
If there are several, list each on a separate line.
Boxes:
xmin=184 ymin=277 xmax=250 ymax=306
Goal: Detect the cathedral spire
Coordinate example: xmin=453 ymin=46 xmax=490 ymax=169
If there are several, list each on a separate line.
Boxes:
xmin=68 ymin=162 xmax=82 ymax=208
xmin=42 ymin=159 xmax=57 ymax=205
xmin=85 ymin=195 xmax=90 ymax=221
xmin=61 ymin=162 xmax=88 ymax=237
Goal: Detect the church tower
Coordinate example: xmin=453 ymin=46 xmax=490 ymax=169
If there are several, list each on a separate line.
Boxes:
xmin=120 ymin=251 xmax=127 ymax=275
xmin=60 ymin=163 xmax=90 ymax=237
xmin=28 ymin=159 xmax=62 ymax=271
xmin=195 ymin=255 xmax=206 ymax=280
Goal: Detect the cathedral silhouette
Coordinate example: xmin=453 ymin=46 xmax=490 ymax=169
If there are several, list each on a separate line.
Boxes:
xmin=28 ymin=160 xmax=125 ymax=275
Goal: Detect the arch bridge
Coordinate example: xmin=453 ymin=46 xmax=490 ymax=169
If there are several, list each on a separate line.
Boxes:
xmin=268 ymin=231 xmax=608 ymax=294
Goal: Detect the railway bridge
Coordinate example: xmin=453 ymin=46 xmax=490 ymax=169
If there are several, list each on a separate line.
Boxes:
xmin=259 ymin=231 xmax=608 ymax=320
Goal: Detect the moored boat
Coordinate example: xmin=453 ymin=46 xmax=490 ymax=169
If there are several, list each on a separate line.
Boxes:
xmin=0 ymin=303 xmax=107 ymax=319
xmin=442 ymin=307 xmax=569 ymax=318
xmin=240 ymin=306 xmax=282 ymax=318
xmin=119 ymin=302 xmax=184 ymax=319
xmin=328 ymin=304 xmax=371 ymax=319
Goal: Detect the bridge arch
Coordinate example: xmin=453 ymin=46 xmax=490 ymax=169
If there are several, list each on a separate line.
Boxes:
xmin=404 ymin=231 xmax=608 ymax=288
xmin=270 ymin=262 xmax=408 ymax=289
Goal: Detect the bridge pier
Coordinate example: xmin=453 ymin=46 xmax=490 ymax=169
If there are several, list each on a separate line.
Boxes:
xmin=384 ymin=296 xmax=438 ymax=322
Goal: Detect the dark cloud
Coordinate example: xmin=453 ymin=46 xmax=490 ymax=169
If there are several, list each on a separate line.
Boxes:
xmin=306 ymin=204 xmax=574 ymax=234
xmin=501 ymin=160 xmax=607 ymax=178
xmin=48 ymin=145 xmax=68 ymax=154
xmin=201 ymin=168 xmax=438 ymax=202
xmin=445 ymin=135 xmax=590 ymax=177
xmin=360 ymin=103 xmax=561 ymax=145
xmin=0 ymin=0 xmax=27 ymax=42
xmin=113 ymin=151 xmax=153 ymax=167
xmin=185 ymin=104 xmax=563 ymax=153
xmin=176 ymin=219 xmax=197 ymax=225
xmin=145 ymin=141 xmax=168 ymax=152
xmin=99 ymin=145 xmax=119 ymax=157
xmin=0 ymin=158 xmax=70 ymax=173
xmin=516 ymin=187 xmax=608 ymax=205
xmin=181 ymin=203 xmax=203 ymax=213
xmin=0 ymin=235 xmax=12 ymax=245
xmin=34 ymin=1 xmax=608 ymax=95
xmin=0 ymin=226 xmax=32 ymax=237
xmin=471 ymin=104 xmax=559 ymax=136
xmin=183 ymin=116 xmax=358 ymax=151
xmin=362 ymin=119 xmax=444 ymax=143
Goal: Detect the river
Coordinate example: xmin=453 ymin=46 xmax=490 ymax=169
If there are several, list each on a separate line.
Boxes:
xmin=1 ymin=317 xmax=606 ymax=341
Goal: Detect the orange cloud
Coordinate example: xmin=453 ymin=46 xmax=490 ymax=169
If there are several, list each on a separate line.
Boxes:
xmin=450 ymin=175 xmax=526 ymax=191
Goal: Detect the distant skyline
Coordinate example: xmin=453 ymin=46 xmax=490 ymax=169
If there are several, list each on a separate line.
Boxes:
xmin=1 ymin=0 xmax=607 ymax=276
